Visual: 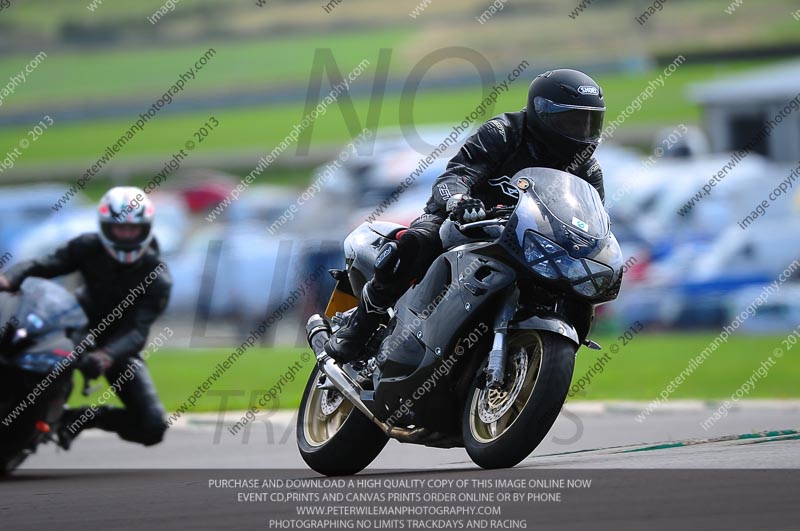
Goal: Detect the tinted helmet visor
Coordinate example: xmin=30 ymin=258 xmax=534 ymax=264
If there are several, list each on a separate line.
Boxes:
xmin=534 ymin=96 xmax=605 ymax=143
xmin=100 ymin=222 xmax=151 ymax=250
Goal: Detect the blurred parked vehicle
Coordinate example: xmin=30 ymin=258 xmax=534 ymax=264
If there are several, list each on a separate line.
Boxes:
xmin=620 ymin=155 xmax=772 ymax=244
xmin=316 ymin=125 xmax=469 ymax=212
xmin=166 ymin=170 xmax=237 ymax=214
xmin=0 ymin=185 xmax=89 ymax=256
xmin=617 ymin=216 xmax=800 ymax=329
xmin=226 ymin=185 xmax=299 ymax=225
xmin=167 ymin=222 xmax=328 ymax=327
xmin=729 ymin=285 xmax=800 ymax=333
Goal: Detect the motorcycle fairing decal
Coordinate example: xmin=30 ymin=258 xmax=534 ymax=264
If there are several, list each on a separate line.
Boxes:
xmin=571 ymin=216 xmax=589 ymax=232
xmin=488 ymin=175 xmax=520 ymax=200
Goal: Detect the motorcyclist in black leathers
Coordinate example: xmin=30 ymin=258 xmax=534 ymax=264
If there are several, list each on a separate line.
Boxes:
xmin=0 ymin=186 xmax=172 ymax=448
xmin=326 ymin=69 xmax=607 ymax=363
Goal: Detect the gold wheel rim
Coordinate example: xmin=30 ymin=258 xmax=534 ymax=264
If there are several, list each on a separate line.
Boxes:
xmin=303 ymin=372 xmax=354 ymax=447
xmin=468 ymin=331 xmax=543 ymax=444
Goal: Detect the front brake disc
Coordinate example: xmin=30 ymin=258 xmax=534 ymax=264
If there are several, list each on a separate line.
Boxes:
xmin=477 ymin=349 xmax=528 ymax=424
xmin=320 ymin=389 xmax=345 ymax=416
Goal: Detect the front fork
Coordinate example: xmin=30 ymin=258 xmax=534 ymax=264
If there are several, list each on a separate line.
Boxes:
xmin=484 ymin=288 xmax=519 ymax=389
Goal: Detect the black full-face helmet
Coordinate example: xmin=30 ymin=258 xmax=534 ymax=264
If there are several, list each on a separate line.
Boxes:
xmin=526 ymin=69 xmax=606 ymax=167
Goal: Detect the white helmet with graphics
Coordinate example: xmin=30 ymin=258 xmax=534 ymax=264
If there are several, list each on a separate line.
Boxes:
xmin=98 ymin=186 xmax=155 ymax=264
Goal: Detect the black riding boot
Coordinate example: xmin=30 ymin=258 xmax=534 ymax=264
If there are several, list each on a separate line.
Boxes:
xmin=57 ymin=406 xmax=111 ymax=450
xmin=324 ymin=282 xmax=391 ymax=363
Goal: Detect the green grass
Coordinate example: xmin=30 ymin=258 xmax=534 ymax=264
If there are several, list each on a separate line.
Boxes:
xmin=2 ymin=0 xmax=796 ymax=107
xmin=68 ymin=334 xmax=800 ymax=414
xmin=1 ymin=60 xmax=769 ymax=170
xmin=570 ymin=334 xmax=798 ymax=401
xmin=2 ymin=0 xmax=213 ymax=35
xmin=593 ymin=60 xmax=765 ymax=125
xmin=68 ymin=347 xmax=315 ymax=412
xmin=0 ymin=30 xmax=410 ymax=110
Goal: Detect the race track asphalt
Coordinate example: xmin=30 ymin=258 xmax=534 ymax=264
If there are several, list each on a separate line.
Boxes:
xmin=3 ymin=403 xmax=798 ymax=530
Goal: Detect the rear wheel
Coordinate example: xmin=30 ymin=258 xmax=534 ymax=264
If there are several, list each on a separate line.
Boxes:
xmin=462 ymin=330 xmax=576 ymax=469
xmin=296 ymin=368 xmax=388 ymax=476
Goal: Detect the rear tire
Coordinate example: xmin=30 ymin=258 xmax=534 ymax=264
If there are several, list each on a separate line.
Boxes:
xmin=296 ymin=368 xmax=388 ymax=476
xmin=462 ymin=331 xmax=576 ymax=469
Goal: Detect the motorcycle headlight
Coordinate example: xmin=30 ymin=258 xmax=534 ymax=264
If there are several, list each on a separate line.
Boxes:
xmin=552 ymin=255 xmax=588 ymax=281
xmin=585 ymin=259 xmax=614 ymax=290
xmin=573 ymin=281 xmax=597 ymax=297
xmin=523 ymin=231 xmax=562 ymax=279
xmin=523 ymin=236 xmax=545 ymax=263
xmin=522 ymin=231 xmax=615 ymax=298
xmin=532 ymin=260 xmax=559 ymax=279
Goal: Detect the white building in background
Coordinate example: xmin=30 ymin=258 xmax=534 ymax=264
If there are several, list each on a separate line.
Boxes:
xmin=689 ymin=59 xmax=800 ymax=163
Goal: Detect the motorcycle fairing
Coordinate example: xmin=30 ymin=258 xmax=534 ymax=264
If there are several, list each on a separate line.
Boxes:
xmin=343 ymin=221 xmax=406 ymax=290
xmin=0 ymin=278 xmax=87 ymax=353
xmin=508 ymin=314 xmax=580 ymax=346
xmin=369 ymin=246 xmax=515 ymax=422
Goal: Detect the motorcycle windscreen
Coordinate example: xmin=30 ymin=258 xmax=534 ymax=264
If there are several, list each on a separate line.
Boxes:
xmin=506 ymin=168 xmax=623 ymax=271
xmin=12 ymin=278 xmax=87 ymax=338
xmin=518 ymin=168 xmax=608 ymax=238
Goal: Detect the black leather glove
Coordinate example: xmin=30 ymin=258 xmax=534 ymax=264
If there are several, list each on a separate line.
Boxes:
xmin=80 ymin=350 xmax=112 ymax=380
xmin=447 ymin=195 xmax=486 ymax=224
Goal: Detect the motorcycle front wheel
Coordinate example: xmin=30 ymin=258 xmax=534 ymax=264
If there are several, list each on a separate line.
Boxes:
xmin=0 ymin=398 xmax=30 ymax=475
xmin=296 ymin=367 xmax=388 ymax=476
xmin=462 ymin=330 xmax=576 ymax=469
xmin=0 ymin=450 xmax=28 ymax=475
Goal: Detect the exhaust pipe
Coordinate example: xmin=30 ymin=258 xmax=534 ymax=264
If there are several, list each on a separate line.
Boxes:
xmin=305 ymin=314 xmax=428 ymax=441
xmin=305 ymin=315 xmax=385 ymax=426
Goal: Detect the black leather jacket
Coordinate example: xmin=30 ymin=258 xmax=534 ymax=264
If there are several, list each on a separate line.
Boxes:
xmin=5 ymin=234 xmax=171 ymax=359
xmin=425 ymin=111 xmax=604 ymax=218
